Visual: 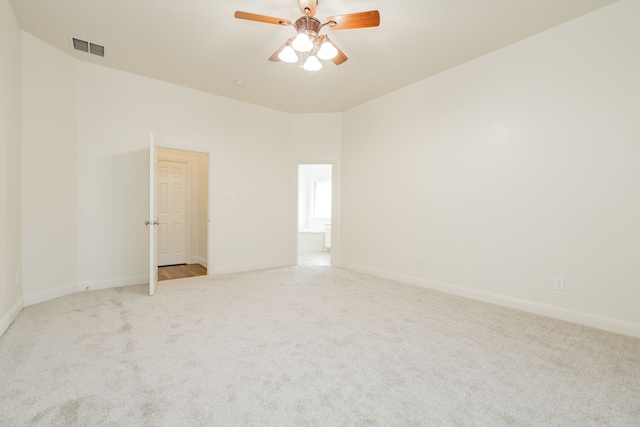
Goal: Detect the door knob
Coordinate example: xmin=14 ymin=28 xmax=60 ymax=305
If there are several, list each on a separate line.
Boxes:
xmin=145 ymin=220 xmax=160 ymax=226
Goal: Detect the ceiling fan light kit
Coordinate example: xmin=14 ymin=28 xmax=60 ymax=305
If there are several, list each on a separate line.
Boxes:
xmin=317 ymin=38 xmax=338 ymax=60
xmin=302 ymin=54 xmax=322 ymax=72
xmin=277 ymin=44 xmax=299 ymax=63
xmin=235 ymin=0 xmax=380 ymax=72
xmin=292 ymin=32 xmax=314 ymax=52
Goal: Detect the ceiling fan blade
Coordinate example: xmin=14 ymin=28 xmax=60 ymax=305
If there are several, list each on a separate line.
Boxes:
xmin=234 ymin=11 xmax=291 ymax=26
xmin=298 ymin=0 xmax=317 ymax=17
xmin=325 ymin=10 xmax=380 ymax=30
xmin=269 ymin=48 xmax=283 ymax=62
xmin=332 ymin=45 xmax=348 ymax=65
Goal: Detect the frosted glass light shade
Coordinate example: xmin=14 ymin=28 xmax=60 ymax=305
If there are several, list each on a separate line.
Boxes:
xmin=292 ymin=33 xmax=313 ymax=52
xmin=303 ymin=55 xmax=322 ymax=71
xmin=278 ymin=45 xmax=298 ymax=63
xmin=317 ymin=40 xmax=338 ymax=60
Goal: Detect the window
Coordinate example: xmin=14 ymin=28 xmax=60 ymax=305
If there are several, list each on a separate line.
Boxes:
xmin=313 ymin=180 xmax=332 ymax=218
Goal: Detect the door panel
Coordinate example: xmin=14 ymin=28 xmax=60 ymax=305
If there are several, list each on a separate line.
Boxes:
xmin=158 ymin=160 xmax=188 ymax=266
xmin=148 ymin=135 xmax=158 ymax=296
xmin=159 ymin=223 xmax=168 ymax=255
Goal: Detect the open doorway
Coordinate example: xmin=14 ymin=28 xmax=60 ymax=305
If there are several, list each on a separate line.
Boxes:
xmin=156 ymin=148 xmax=209 ymax=281
xmin=298 ymin=164 xmax=332 ymax=266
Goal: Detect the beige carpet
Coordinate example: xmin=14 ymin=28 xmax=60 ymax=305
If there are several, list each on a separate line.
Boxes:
xmin=1 ymin=266 xmax=639 ymax=426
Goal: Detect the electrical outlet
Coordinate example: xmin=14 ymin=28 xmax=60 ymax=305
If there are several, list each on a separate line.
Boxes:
xmin=554 ymin=277 xmax=565 ymax=291
xmin=247 ymin=246 xmax=253 ymax=255
xmin=418 ymin=258 xmax=424 ymax=267
xmin=376 ymin=251 xmax=381 ymax=260
xmin=15 ymin=272 xmax=20 ymax=286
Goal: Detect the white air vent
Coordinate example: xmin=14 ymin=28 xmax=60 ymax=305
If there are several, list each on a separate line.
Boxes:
xmin=71 ymin=37 xmax=105 ymax=57
xmin=72 ymin=38 xmax=89 ymax=52
xmin=89 ymin=43 xmax=104 ymax=57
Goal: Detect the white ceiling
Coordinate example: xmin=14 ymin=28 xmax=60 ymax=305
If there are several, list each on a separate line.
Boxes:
xmin=10 ymin=0 xmax=617 ymax=113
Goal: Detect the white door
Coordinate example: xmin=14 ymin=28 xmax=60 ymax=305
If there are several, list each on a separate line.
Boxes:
xmin=148 ymin=135 xmax=159 ymax=296
xmin=157 ymin=160 xmax=188 ymax=266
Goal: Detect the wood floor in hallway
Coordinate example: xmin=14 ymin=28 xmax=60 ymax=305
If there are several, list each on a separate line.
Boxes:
xmin=158 ymin=263 xmax=207 ymax=281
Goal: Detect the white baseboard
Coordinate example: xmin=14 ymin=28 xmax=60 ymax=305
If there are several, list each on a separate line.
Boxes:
xmin=209 ymin=260 xmax=292 ymax=276
xmin=0 ymin=297 xmax=24 ymax=337
xmin=24 ymin=284 xmax=77 ymax=307
xmin=193 ymin=256 xmax=207 ymax=268
xmin=342 ymin=263 xmax=640 ymax=339
xmin=12 ymin=276 xmax=148 ymax=309
xmin=78 ymin=275 xmax=148 ymax=292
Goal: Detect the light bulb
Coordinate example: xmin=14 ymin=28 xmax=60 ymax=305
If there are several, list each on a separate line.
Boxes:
xmin=278 ymin=45 xmax=298 ymax=63
xmin=303 ymin=55 xmax=322 ymax=72
xmin=291 ymin=33 xmax=313 ymax=52
xmin=317 ymin=40 xmax=338 ymax=60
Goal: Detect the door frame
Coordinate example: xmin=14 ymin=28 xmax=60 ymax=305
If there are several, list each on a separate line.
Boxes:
xmin=154 ymin=140 xmax=214 ymax=273
xmin=294 ymin=160 xmax=340 ymax=267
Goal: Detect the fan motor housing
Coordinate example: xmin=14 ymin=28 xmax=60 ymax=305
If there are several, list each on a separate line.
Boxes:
xmin=295 ymin=15 xmax=322 ymax=39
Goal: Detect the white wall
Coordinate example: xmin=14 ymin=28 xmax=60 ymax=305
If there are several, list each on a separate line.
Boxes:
xmin=21 ymin=33 xmax=78 ymax=305
xmin=76 ymin=62 xmax=294 ymax=284
xmin=15 ymin=36 xmax=337 ymax=302
xmin=198 ymin=153 xmax=208 ymax=263
xmin=0 ymin=0 xmax=23 ymax=335
xmin=290 ymin=113 xmax=341 ymax=162
xmin=342 ymin=0 xmax=640 ymax=337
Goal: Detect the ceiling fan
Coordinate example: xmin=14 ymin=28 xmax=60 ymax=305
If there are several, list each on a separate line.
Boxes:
xmin=234 ymin=0 xmax=380 ymax=71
